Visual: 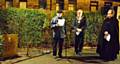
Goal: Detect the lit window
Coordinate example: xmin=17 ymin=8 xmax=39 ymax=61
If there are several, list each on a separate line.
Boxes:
xmin=56 ymin=3 xmax=59 ymax=11
xmin=68 ymin=4 xmax=74 ymax=11
xmin=56 ymin=0 xmax=64 ymax=10
xmin=6 ymin=0 xmax=13 ymax=8
xmin=69 ymin=0 xmax=76 ymax=4
xmin=19 ymin=0 xmax=27 ymax=9
xmin=68 ymin=0 xmax=76 ymax=10
xmin=90 ymin=1 xmax=98 ymax=12
xmin=91 ymin=6 xmax=97 ymax=12
xmin=20 ymin=0 xmax=27 ymax=2
xmin=104 ymin=2 xmax=112 ymax=7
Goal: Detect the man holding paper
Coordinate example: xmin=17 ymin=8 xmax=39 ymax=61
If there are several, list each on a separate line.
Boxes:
xmin=97 ymin=9 xmax=119 ymax=61
xmin=51 ymin=10 xmax=66 ymax=58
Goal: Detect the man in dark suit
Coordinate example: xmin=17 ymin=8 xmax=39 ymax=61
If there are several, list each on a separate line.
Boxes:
xmin=51 ymin=10 xmax=66 ymax=58
xmin=72 ymin=9 xmax=87 ymax=56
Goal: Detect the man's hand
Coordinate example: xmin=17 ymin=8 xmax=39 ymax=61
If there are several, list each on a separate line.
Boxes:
xmin=104 ymin=31 xmax=111 ymax=41
xmin=104 ymin=31 xmax=109 ymax=35
xmin=64 ymin=35 xmax=66 ymax=38
xmin=104 ymin=31 xmax=109 ymax=39
xmin=104 ymin=34 xmax=111 ymax=42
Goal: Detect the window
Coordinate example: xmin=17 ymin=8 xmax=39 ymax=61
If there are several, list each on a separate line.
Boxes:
xmin=68 ymin=0 xmax=76 ymax=11
xmin=104 ymin=2 xmax=112 ymax=7
xmin=90 ymin=1 xmax=98 ymax=12
xmin=56 ymin=0 xmax=64 ymax=10
xmin=68 ymin=4 xmax=74 ymax=11
xmin=69 ymin=0 xmax=76 ymax=4
xmin=20 ymin=0 xmax=27 ymax=2
xmin=56 ymin=3 xmax=59 ymax=11
xmin=19 ymin=0 xmax=27 ymax=9
xmin=39 ymin=0 xmax=47 ymax=9
xmin=91 ymin=6 xmax=97 ymax=12
xmin=102 ymin=2 xmax=112 ymax=15
xmin=6 ymin=0 xmax=13 ymax=7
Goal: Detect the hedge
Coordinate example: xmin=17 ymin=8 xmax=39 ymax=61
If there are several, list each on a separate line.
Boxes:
xmin=0 ymin=8 xmax=104 ymax=47
xmin=45 ymin=10 xmax=104 ymax=46
xmin=0 ymin=8 xmax=48 ymax=47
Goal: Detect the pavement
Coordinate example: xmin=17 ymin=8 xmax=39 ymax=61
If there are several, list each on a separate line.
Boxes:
xmin=0 ymin=47 xmax=120 ymax=64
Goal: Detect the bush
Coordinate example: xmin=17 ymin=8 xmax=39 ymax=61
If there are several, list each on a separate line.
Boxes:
xmin=0 ymin=8 xmax=48 ymax=47
xmin=63 ymin=11 xmax=76 ymax=47
xmin=0 ymin=8 xmax=104 ymax=47
xmin=63 ymin=11 xmax=104 ymax=46
xmin=84 ymin=12 xmax=104 ymax=45
xmin=46 ymin=10 xmax=104 ymax=46
xmin=0 ymin=9 xmax=8 ymax=34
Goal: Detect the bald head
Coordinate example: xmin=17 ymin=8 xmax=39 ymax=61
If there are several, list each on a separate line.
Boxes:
xmin=77 ymin=9 xmax=83 ymax=17
xmin=107 ymin=9 xmax=115 ymax=18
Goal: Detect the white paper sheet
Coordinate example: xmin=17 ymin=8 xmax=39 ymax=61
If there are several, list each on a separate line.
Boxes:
xmin=105 ymin=34 xmax=111 ymax=42
xmin=57 ymin=19 xmax=65 ymax=26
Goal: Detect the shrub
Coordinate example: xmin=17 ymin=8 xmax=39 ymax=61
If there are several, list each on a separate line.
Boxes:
xmin=0 ymin=8 xmax=104 ymax=47
xmin=63 ymin=11 xmax=104 ymax=46
xmin=0 ymin=9 xmax=8 ymax=34
xmin=0 ymin=8 xmax=48 ymax=47
xmin=84 ymin=12 xmax=104 ymax=45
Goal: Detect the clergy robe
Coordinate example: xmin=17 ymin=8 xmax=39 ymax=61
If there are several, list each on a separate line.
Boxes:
xmin=96 ymin=17 xmax=119 ymax=61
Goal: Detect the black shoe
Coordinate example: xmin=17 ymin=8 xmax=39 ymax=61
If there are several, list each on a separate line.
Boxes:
xmin=75 ymin=52 xmax=81 ymax=56
xmin=53 ymin=53 xmax=56 ymax=56
xmin=58 ymin=54 xmax=62 ymax=58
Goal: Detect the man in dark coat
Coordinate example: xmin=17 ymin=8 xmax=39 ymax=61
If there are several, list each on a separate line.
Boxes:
xmin=51 ymin=10 xmax=66 ymax=58
xmin=72 ymin=9 xmax=87 ymax=56
xmin=97 ymin=9 xmax=119 ymax=61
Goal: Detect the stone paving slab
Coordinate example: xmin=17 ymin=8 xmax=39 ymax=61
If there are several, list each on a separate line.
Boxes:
xmin=0 ymin=47 xmax=120 ymax=64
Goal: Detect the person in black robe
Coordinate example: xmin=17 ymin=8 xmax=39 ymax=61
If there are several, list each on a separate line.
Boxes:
xmin=96 ymin=9 xmax=119 ymax=61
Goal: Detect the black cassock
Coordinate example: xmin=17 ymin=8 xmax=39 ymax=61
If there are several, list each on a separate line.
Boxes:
xmin=96 ymin=17 xmax=119 ymax=61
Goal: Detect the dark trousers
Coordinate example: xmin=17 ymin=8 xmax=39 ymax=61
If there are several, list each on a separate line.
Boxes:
xmin=74 ymin=34 xmax=84 ymax=54
xmin=53 ymin=38 xmax=64 ymax=56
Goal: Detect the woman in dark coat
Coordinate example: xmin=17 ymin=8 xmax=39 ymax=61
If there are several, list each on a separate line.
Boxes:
xmin=96 ymin=9 xmax=119 ymax=61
